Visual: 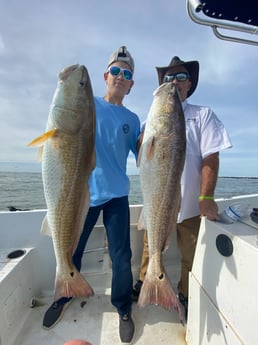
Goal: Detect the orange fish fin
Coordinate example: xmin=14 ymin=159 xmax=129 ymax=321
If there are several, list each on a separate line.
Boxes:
xmin=27 ymin=129 xmax=59 ymax=147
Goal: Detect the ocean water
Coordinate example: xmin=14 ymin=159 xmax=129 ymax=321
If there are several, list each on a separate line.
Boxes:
xmin=0 ymin=162 xmax=257 ymax=211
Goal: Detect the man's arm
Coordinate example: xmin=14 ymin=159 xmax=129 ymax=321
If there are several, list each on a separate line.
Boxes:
xmin=199 ymin=152 xmax=220 ymax=221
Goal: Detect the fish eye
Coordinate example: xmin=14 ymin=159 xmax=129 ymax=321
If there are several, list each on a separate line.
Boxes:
xmin=79 ymin=81 xmax=85 ymax=88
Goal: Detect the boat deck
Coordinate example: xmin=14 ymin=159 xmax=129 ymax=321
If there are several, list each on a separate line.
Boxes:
xmin=5 ymin=252 xmax=186 ymax=345
xmin=17 ymin=277 xmax=186 ymax=345
xmin=2 ymin=195 xmax=258 ymax=345
xmin=0 ymin=206 xmax=187 ymax=345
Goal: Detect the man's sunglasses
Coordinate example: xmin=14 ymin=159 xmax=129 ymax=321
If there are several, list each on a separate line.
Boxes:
xmin=107 ymin=66 xmax=133 ymax=81
xmin=163 ymin=72 xmax=189 ymax=83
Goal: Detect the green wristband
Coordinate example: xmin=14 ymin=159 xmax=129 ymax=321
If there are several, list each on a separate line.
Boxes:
xmin=199 ymin=195 xmax=214 ymax=201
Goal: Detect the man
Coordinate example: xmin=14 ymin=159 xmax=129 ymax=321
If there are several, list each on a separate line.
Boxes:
xmin=43 ymin=46 xmax=140 ymax=343
xmin=133 ymin=56 xmax=232 ymax=319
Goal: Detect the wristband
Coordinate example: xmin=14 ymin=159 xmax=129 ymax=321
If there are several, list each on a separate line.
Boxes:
xmin=199 ymin=195 xmax=214 ymax=201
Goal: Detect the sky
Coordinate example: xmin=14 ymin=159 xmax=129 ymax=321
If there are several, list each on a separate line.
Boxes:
xmin=0 ymin=0 xmax=257 ymax=177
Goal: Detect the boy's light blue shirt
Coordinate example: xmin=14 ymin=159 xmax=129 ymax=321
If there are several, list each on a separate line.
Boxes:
xmin=89 ymin=96 xmax=141 ymax=207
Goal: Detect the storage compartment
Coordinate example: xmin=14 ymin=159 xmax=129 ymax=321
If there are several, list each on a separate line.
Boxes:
xmin=186 ymin=275 xmax=243 ymax=344
xmin=186 ymin=217 xmax=258 ymax=345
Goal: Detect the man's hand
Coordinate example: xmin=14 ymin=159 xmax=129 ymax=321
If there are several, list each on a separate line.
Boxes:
xmin=199 ymin=199 xmax=219 ymax=221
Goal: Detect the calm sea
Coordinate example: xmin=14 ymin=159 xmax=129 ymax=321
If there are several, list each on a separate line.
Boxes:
xmin=0 ymin=162 xmax=257 ymax=211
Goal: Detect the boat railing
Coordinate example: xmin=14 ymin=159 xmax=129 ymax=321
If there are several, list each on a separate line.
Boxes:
xmin=187 ymin=0 xmax=258 ymax=46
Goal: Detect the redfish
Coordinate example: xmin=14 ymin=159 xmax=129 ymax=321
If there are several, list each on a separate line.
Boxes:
xmin=28 ymin=64 xmax=95 ymax=300
xmin=138 ymin=83 xmax=186 ymax=321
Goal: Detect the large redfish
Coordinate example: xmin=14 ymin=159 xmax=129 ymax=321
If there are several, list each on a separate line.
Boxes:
xmin=138 ymin=83 xmax=186 ymax=321
xmin=28 ymin=64 xmax=95 ymax=300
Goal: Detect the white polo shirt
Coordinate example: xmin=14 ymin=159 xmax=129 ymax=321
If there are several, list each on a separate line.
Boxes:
xmin=178 ymin=100 xmax=232 ymax=223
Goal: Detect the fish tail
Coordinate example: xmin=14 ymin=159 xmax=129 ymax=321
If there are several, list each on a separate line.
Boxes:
xmin=54 ymin=266 xmax=94 ymax=300
xmin=138 ymin=269 xmax=184 ymax=322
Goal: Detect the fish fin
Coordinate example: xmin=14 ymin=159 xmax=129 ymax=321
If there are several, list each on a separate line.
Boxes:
xmin=137 ymin=208 xmax=146 ymax=230
xmin=40 ymin=214 xmax=52 ymax=237
xmin=27 ymin=129 xmax=59 ymax=147
xmin=136 ymin=131 xmax=144 ymax=167
xmin=137 ymin=136 xmax=155 ymax=166
xmin=54 ymin=265 xmax=94 ymax=300
xmin=37 ymin=146 xmax=44 ymax=161
xmin=138 ymin=260 xmax=184 ymax=323
xmin=162 ymin=191 xmax=181 ymax=253
xmin=72 ymin=189 xmax=90 ymax=254
xmin=162 ymin=231 xmax=174 ymax=253
xmin=162 ymin=222 xmax=177 ymax=253
xmin=91 ymin=149 xmax=96 ymax=171
xmin=145 ymin=136 xmax=155 ymax=161
xmin=136 ymin=145 xmax=142 ymax=167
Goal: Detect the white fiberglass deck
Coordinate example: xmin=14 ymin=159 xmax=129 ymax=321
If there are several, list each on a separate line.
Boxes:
xmin=16 ymin=279 xmax=186 ymax=345
xmin=0 ymin=205 xmax=186 ymax=345
xmin=0 ymin=248 xmax=185 ymax=345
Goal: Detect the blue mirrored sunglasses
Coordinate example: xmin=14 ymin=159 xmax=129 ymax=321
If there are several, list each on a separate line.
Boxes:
xmin=108 ymin=66 xmax=133 ymax=81
xmin=163 ymin=72 xmax=189 ymax=83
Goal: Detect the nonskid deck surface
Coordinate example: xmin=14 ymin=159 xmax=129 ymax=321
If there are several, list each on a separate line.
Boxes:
xmin=18 ymin=292 xmax=186 ymax=345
